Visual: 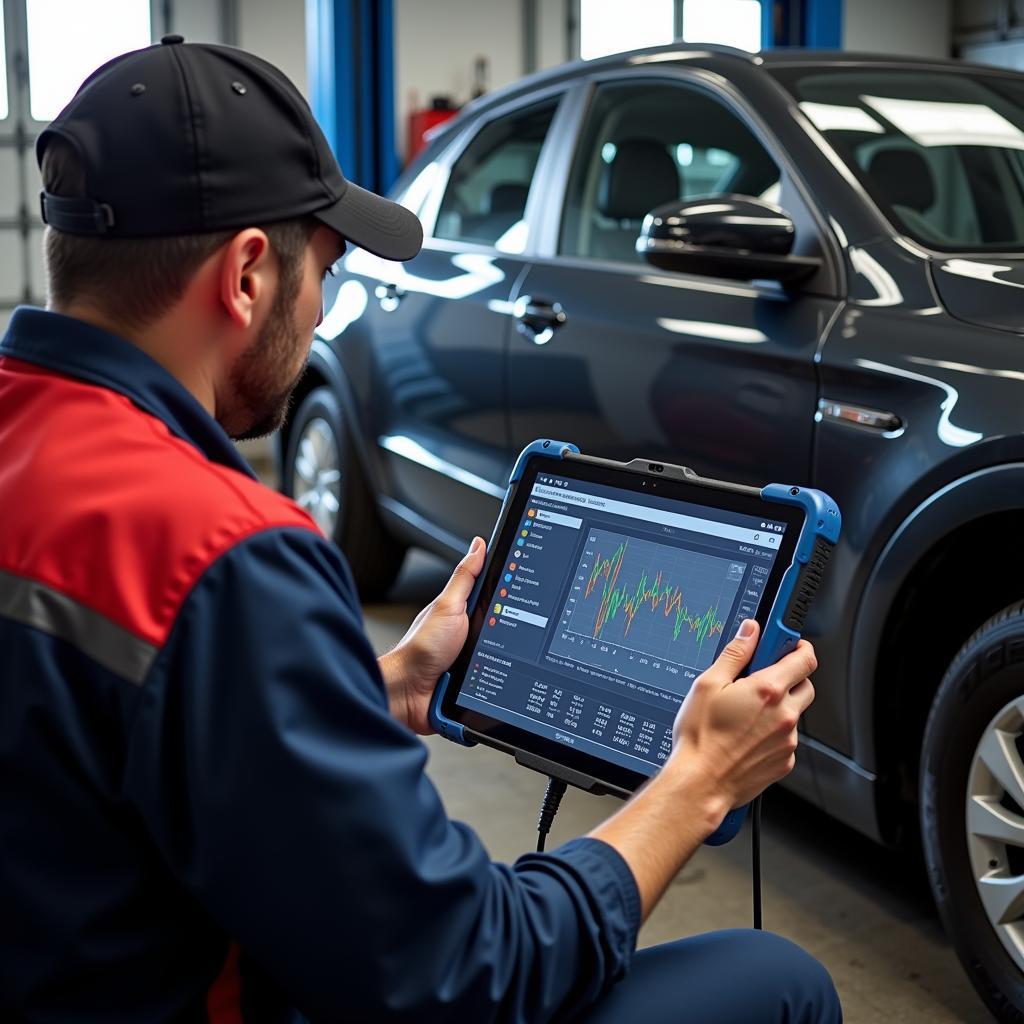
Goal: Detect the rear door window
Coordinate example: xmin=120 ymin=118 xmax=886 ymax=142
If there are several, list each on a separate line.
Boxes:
xmin=434 ymin=100 xmax=558 ymax=252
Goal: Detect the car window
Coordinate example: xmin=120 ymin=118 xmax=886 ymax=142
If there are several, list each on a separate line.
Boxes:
xmin=772 ymin=67 xmax=1024 ymax=251
xmin=560 ymin=81 xmax=780 ymax=263
xmin=434 ymin=100 xmax=558 ymax=252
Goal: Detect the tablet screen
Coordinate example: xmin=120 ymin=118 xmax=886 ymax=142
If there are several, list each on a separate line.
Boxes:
xmin=451 ymin=461 xmax=798 ymax=783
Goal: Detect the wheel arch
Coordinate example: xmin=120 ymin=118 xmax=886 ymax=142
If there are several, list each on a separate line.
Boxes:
xmin=848 ymin=463 xmax=1024 ymax=843
xmin=276 ymin=339 xmax=377 ymax=495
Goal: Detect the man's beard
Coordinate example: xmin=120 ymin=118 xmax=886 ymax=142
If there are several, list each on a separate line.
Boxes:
xmin=227 ymin=274 xmax=308 ymax=442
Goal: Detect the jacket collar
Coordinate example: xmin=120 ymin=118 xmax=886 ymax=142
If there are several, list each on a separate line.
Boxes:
xmin=0 ymin=306 xmax=257 ymax=479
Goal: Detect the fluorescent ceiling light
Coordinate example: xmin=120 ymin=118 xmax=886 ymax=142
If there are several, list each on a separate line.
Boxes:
xmin=863 ymin=95 xmax=1024 ymax=149
xmin=799 ymin=101 xmax=885 ymax=134
xmin=682 ymin=0 xmax=762 ymax=53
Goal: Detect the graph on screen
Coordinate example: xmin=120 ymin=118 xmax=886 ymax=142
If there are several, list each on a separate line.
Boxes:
xmin=548 ymin=528 xmax=746 ymax=682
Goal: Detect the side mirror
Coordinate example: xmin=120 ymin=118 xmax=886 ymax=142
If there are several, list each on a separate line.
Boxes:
xmin=637 ymin=195 xmax=822 ymax=285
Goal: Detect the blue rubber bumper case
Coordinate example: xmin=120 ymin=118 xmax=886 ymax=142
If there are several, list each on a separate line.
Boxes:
xmin=428 ymin=439 xmax=580 ymax=744
xmin=427 ymin=442 xmax=841 ymax=849
xmin=704 ymin=483 xmax=842 ymax=845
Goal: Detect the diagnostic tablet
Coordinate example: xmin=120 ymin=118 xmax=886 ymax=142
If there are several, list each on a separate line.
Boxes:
xmin=430 ymin=440 xmax=840 ymax=836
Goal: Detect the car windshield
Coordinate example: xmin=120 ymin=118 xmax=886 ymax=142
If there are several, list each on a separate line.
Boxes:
xmin=771 ymin=66 xmax=1024 ymax=252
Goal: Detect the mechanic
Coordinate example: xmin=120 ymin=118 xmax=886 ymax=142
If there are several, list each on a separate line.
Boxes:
xmin=0 ymin=38 xmax=842 ymax=1024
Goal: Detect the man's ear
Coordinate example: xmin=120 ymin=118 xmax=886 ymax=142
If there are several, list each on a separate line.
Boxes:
xmin=219 ymin=228 xmax=273 ymax=329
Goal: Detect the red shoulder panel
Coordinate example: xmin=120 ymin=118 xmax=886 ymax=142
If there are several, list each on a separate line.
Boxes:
xmin=0 ymin=357 xmax=320 ymax=647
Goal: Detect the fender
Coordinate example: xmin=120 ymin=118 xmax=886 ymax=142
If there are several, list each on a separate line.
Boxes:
xmin=848 ymin=461 xmax=1024 ymax=773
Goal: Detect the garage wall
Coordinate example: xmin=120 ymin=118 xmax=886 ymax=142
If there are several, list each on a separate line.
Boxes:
xmin=954 ymin=0 xmax=1024 ymax=67
xmin=237 ymin=0 xmax=308 ymax=96
xmin=394 ymin=0 xmax=526 ymax=158
xmin=843 ymin=0 xmax=953 ymax=57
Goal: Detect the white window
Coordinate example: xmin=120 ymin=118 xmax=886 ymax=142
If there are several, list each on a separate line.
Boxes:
xmin=682 ymin=0 xmax=762 ymax=53
xmin=579 ymin=0 xmax=675 ymax=61
xmin=26 ymin=0 xmax=151 ymax=122
xmin=0 ymin=3 xmax=9 ymax=121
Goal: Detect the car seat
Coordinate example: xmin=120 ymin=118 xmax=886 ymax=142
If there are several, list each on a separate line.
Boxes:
xmin=591 ymin=138 xmax=680 ymax=262
xmin=460 ymin=181 xmax=531 ymax=244
xmin=867 ymin=147 xmax=956 ymax=246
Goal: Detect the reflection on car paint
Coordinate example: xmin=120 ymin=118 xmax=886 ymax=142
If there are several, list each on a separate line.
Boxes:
xmin=855 ymin=358 xmax=984 ymax=447
xmin=345 ymin=247 xmax=506 ymax=301
xmin=940 ymin=259 xmax=1024 ymax=289
xmin=656 ymin=317 xmax=768 ymax=344
xmin=848 ymin=247 xmax=903 ymax=307
xmin=316 ymin=280 xmax=368 ymax=341
xmin=907 ymin=355 xmax=1024 ymax=386
xmin=378 ymin=434 xmax=506 ymax=498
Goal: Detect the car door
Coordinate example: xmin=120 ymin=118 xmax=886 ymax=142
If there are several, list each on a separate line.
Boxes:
xmin=508 ymin=74 xmax=841 ymax=488
xmin=342 ymin=96 xmax=562 ymax=545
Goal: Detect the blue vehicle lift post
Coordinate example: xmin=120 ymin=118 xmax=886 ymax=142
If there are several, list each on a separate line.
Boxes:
xmin=306 ymin=0 xmax=400 ymax=195
xmin=762 ymin=0 xmax=843 ymax=48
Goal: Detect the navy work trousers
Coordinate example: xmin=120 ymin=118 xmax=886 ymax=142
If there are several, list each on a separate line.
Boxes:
xmin=574 ymin=929 xmax=843 ymax=1023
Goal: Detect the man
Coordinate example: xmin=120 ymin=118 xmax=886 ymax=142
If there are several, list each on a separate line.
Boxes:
xmin=0 ymin=37 xmax=841 ymax=1023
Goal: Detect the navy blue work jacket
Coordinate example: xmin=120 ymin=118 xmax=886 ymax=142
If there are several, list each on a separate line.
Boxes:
xmin=0 ymin=308 xmax=640 ymax=1023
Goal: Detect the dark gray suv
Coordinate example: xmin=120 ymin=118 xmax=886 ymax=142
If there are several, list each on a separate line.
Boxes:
xmin=278 ymin=44 xmax=1024 ymax=1020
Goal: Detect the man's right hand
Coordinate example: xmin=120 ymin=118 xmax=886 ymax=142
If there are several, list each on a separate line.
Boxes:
xmin=588 ymin=619 xmax=816 ymax=921
xmin=671 ymin=618 xmax=816 ymax=813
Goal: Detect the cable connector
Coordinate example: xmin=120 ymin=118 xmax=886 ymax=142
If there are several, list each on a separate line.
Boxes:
xmin=536 ymin=776 xmax=568 ymax=852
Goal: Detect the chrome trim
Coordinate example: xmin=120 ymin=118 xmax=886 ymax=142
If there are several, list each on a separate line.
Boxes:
xmin=378 ymin=435 xmax=506 ymax=499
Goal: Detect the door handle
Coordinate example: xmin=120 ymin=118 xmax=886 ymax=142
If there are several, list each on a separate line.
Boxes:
xmin=375 ymin=282 xmax=405 ymax=312
xmin=513 ymin=295 xmax=567 ymax=346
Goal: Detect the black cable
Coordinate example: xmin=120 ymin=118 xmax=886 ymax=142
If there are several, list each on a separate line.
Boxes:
xmin=536 ymin=776 xmax=568 ymax=852
xmin=751 ymin=794 xmax=763 ymax=930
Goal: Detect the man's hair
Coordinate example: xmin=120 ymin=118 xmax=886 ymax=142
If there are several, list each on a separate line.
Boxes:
xmin=41 ymin=137 xmax=317 ymax=329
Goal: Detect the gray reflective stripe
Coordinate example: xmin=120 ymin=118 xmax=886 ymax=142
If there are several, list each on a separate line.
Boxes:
xmin=0 ymin=569 xmax=157 ymax=685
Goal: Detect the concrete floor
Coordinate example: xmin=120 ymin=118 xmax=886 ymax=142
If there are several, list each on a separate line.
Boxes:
xmin=363 ymin=549 xmax=995 ymax=1023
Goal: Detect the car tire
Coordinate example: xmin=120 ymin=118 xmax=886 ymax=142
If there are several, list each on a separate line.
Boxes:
xmin=921 ymin=601 xmax=1024 ymax=1022
xmin=284 ymin=386 xmax=406 ymax=600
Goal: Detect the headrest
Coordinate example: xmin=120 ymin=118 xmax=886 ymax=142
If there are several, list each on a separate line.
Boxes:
xmin=488 ymin=182 xmax=530 ymax=214
xmin=868 ymin=148 xmax=935 ymax=213
xmin=598 ymin=138 xmax=679 ymax=221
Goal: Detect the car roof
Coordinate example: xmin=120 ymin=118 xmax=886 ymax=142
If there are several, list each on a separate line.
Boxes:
xmin=454 ymin=42 xmax=1024 ymax=123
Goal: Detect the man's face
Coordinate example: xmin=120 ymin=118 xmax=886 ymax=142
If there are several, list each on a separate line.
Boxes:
xmin=228 ymin=225 xmax=344 ymax=441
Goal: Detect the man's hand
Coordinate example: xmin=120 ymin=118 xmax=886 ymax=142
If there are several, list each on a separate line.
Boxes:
xmin=378 ymin=537 xmax=486 ymax=734
xmin=590 ymin=618 xmax=816 ymax=919
xmin=672 ymin=618 xmax=816 ymax=810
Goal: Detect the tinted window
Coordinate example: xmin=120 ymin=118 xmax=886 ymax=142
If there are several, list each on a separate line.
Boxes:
xmin=773 ymin=67 xmax=1024 ymax=251
xmin=560 ymin=81 xmax=780 ymax=263
xmin=434 ymin=100 xmax=558 ymax=251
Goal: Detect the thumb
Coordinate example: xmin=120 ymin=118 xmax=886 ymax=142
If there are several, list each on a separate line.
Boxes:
xmin=710 ymin=618 xmax=760 ymax=682
xmin=442 ymin=536 xmax=486 ymax=610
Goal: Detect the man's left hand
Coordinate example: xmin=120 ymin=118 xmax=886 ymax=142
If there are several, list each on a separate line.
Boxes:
xmin=378 ymin=536 xmax=486 ymax=735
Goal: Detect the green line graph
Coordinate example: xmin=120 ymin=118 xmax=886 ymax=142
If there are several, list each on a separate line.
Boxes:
xmin=553 ymin=528 xmax=746 ymax=675
xmin=584 ymin=539 xmax=726 ymax=655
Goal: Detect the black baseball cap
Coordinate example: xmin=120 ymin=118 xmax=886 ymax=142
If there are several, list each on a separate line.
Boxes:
xmin=36 ymin=35 xmax=422 ymax=261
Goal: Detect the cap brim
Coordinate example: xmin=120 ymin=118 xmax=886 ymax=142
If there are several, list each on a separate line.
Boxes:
xmin=314 ymin=180 xmax=423 ymax=261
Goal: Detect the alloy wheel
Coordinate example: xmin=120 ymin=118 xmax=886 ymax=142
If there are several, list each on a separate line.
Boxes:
xmin=967 ymin=693 xmax=1024 ymax=973
xmin=292 ymin=416 xmax=342 ymax=537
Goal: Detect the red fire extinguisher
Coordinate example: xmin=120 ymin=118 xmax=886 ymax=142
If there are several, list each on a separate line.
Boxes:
xmin=407 ymin=96 xmax=458 ymax=162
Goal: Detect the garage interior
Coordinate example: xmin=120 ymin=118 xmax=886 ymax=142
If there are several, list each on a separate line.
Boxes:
xmin=6 ymin=0 xmax=1024 ymax=1021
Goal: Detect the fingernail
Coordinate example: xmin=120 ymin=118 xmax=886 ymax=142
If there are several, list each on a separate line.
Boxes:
xmin=469 ymin=537 xmax=482 ymax=554
xmin=736 ymin=618 xmax=755 ymax=639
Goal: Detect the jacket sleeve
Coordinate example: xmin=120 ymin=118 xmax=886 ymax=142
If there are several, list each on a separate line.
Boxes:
xmin=124 ymin=527 xmax=640 ymax=1022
